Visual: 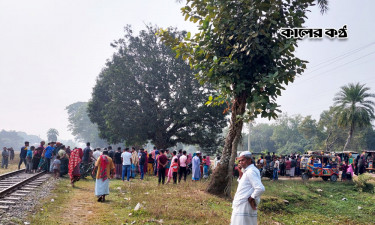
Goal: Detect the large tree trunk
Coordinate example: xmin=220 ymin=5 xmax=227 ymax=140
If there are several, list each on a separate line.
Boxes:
xmin=206 ymin=93 xmax=247 ymax=198
xmin=342 ymin=124 xmax=354 ymax=152
xmin=154 ymin=130 xmax=168 ymax=150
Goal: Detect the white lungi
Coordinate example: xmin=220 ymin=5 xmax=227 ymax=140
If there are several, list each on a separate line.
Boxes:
xmin=95 ymin=178 xmax=110 ymax=196
xmin=231 ymin=201 xmax=257 ymax=225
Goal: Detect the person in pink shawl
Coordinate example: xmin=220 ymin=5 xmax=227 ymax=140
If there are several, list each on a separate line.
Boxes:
xmin=166 ymin=150 xmax=178 ymax=184
xmin=203 ymin=156 xmax=211 ymax=178
xmin=347 ymin=163 xmax=354 ymax=180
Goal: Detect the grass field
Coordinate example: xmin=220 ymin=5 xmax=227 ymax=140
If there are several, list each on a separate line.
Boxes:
xmin=25 ymin=171 xmax=375 ymax=225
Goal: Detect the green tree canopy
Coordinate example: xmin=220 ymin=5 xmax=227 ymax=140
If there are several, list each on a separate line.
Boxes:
xmin=246 ymin=123 xmax=276 ymax=153
xmin=317 ymin=106 xmax=347 ymax=151
xmin=66 ymin=102 xmax=108 ymax=147
xmin=88 ymin=25 xmax=227 ymax=150
xmin=159 ymin=0 xmax=315 ymax=197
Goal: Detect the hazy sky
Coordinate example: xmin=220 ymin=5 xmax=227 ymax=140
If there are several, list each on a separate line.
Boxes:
xmin=0 ymin=0 xmax=374 ymax=141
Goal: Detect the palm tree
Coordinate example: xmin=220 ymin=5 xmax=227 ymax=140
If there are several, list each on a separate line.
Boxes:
xmin=333 ymin=83 xmax=375 ymax=152
xmin=317 ymin=0 xmax=329 ymax=14
xmin=47 ymin=128 xmax=59 ymax=142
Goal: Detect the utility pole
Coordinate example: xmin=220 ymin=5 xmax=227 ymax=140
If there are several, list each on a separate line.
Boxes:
xmin=248 ymin=122 xmax=251 ymax=151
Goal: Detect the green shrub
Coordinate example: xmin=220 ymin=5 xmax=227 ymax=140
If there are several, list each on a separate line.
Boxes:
xmin=354 ymin=174 xmax=375 ymax=193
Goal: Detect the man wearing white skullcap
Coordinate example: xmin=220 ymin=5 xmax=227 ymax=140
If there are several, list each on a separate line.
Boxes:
xmin=231 ymin=151 xmax=265 ymax=225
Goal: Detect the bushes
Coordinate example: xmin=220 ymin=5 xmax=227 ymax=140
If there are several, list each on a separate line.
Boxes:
xmin=354 ymin=174 xmax=375 ymax=193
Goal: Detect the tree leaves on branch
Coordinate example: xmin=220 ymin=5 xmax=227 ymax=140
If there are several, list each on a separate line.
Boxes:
xmin=88 ymin=25 xmax=227 ymax=150
xmin=158 ymin=0 xmax=315 ymax=197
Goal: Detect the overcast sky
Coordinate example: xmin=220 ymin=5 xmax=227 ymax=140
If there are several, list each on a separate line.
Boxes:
xmin=0 ymin=0 xmax=374 ymax=141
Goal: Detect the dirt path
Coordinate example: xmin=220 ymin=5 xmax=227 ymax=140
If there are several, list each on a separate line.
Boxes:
xmin=30 ymin=178 xmax=117 ymax=225
xmin=59 ymin=181 xmax=111 ymax=225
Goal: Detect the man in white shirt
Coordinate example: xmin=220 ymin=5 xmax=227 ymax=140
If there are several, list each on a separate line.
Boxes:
xmin=93 ymin=148 xmax=102 ymax=160
xmin=178 ymin=150 xmax=188 ymax=182
xmin=214 ymin=156 xmax=221 ymax=169
xmin=273 ymin=157 xmax=280 ymax=181
xmin=231 ymin=151 xmax=265 ymax=225
xmin=121 ymin=148 xmax=132 ymax=181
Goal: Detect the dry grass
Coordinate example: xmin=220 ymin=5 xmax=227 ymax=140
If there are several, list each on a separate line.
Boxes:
xmin=29 ymin=175 xmax=232 ymax=225
xmin=27 ymin=172 xmax=375 ymax=225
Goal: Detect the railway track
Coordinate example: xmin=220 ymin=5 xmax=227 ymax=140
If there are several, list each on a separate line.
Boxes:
xmin=0 ymin=169 xmax=50 ymax=210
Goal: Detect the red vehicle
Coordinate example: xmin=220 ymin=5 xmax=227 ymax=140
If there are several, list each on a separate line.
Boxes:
xmin=302 ymin=154 xmax=339 ymax=182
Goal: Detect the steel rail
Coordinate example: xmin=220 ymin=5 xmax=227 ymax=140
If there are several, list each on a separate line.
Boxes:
xmin=0 ymin=169 xmax=26 ymax=180
xmin=0 ymin=171 xmax=47 ymax=198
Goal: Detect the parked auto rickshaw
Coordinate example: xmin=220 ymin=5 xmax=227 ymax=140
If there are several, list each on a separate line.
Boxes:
xmin=300 ymin=154 xmax=311 ymax=172
xmin=301 ymin=154 xmax=339 ymax=182
xmin=364 ymin=150 xmax=375 ymax=173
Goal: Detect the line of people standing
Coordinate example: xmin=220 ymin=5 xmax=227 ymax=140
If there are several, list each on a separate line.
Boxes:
xmin=16 ymin=141 xmax=70 ymax=176
xmin=117 ymin=147 xmax=212 ymax=185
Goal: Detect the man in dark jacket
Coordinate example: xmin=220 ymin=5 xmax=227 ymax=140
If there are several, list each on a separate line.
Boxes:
xmin=18 ymin=141 xmax=29 ymax=169
xmin=139 ymin=148 xmax=147 ymax=180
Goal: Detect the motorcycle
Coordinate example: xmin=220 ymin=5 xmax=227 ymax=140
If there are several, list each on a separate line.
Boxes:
xmin=80 ymin=161 xmax=96 ymax=179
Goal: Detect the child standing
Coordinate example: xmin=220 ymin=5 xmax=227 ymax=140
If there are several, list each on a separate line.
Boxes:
xmin=26 ymin=146 xmax=34 ymax=173
xmin=340 ymin=161 xmax=348 ymax=181
xmin=148 ymin=154 xmax=154 ymax=175
xmin=171 ymin=158 xmax=179 ymax=184
xmin=52 ymin=155 xmax=61 ymax=179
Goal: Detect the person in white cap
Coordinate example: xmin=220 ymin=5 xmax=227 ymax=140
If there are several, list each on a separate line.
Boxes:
xmin=231 ymin=151 xmax=265 ymax=225
xmin=192 ymin=151 xmax=201 ymax=181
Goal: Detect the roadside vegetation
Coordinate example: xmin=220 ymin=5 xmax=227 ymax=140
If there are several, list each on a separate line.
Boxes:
xmin=27 ymin=175 xmax=375 ymax=225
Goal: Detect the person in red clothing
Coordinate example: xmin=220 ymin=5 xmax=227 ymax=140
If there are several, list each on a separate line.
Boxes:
xmin=157 ymin=150 xmax=168 ymax=185
xmin=285 ymin=157 xmax=291 ymax=177
xmin=171 ymin=158 xmax=179 ymax=184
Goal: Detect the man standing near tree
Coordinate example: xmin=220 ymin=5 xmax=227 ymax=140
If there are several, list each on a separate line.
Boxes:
xmin=231 ymin=151 xmax=265 ymax=225
xmin=139 ymin=148 xmax=146 ymax=180
xmin=157 ymin=150 xmax=168 ymax=185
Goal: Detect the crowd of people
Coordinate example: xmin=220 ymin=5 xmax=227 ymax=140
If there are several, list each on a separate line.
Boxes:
xmin=1 ymin=141 xmax=69 ymax=176
xmin=253 ymin=151 xmax=375 ymax=181
xmin=255 ymin=152 xmax=302 ymax=181
xmin=107 ymin=146 xmax=213 ymax=185
xmin=2 ymin=141 xmax=215 ymax=202
xmin=77 ymin=143 xmax=214 ymax=202
xmin=4 ymin=142 xmax=374 ymax=224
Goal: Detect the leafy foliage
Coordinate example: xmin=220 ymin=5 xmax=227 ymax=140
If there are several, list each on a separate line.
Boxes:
xmin=88 ymin=25 xmax=227 ymax=150
xmin=159 ymin=0 xmax=314 ymax=121
xmin=159 ymin=0 xmax=316 ymax=196
xmin=241 ymin=123 xmax=276 ymax=153
xmin=66 ymin=102 xmax=108 ymax=147
xmin=0 ymin=130 xmax=24 ymax=148
xmin=239 ymin=111 xmax=375 ymax=154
